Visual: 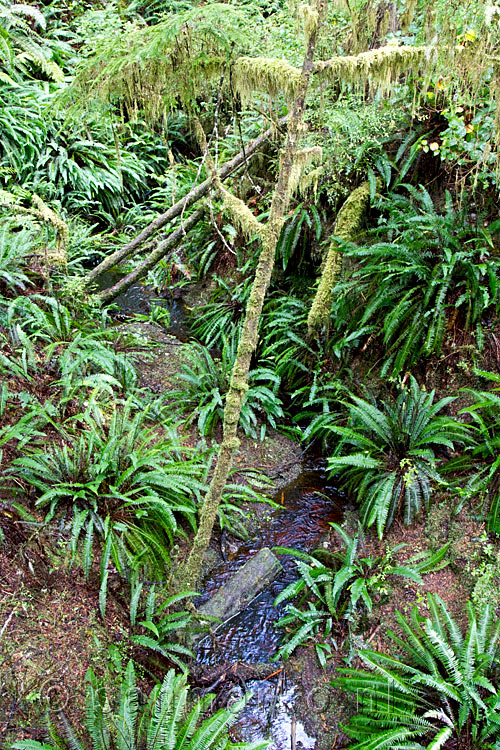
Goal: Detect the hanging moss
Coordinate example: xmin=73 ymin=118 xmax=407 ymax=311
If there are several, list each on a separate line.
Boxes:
xmin=288 ymin=146 xmax=323 ymax=198
xmin=307 ymin=180 xmax=372 ymax=335
xmin=61 ymin=4 xmax=250 ymax=123
xmin=400 ymin=0 xmax=418 ymax=33
xmin=232 ymin=57 xmax=303 ymax=105
xmin=314 ymin=44 xmax=429 ymax=94
xmin=299 ymin=165 xmax=323 ymax=199
xmin=31 ymin=195 xmax=69 ymax=264
xmin=299 ymin=3 xmax=320 ymax=45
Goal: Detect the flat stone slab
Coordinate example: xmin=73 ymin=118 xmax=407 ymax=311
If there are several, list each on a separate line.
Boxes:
xmin=198 ymin=547 xmax=283 ymax=628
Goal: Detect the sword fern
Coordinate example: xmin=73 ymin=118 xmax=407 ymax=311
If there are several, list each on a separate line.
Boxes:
xmin=333 ymin=594 xmax=500 ymax=749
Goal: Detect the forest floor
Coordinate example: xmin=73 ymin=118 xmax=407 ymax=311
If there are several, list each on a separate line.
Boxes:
xmin=2 ymin=310 xmax=500 ymax=749
xmin=0 ymin=313 xmax=304 ymax=746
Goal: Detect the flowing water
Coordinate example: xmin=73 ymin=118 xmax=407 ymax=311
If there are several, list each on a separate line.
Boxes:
xmin=195 ymin=464 xmax=343 ymax=749
xmin=103 ymin=275 xmax=343 ymax=748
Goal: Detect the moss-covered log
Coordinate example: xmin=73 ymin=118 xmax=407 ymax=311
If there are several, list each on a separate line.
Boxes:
xmin=197 ymin=548 xmax=282 ymax=627
xmin=98 ymin=208 xmax=204 ymax=303
xmin=307 ymin=180 xmax=371 ymax=335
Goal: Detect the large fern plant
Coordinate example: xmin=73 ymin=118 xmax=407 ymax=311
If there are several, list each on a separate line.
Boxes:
xmin=171 ymin=339 xmax=283 ymax=440
xmin=13 ymin=661 xmax=266 ymax=750
xmin=333 ymin=594 xmax=500 ymax=749
xmin=10 ymin=403 xmax=205 ymax=615
xmin=446 ymin=371 xmax=500 ymax=535
xmin=327 ymin=377 xmax=471 ymax=537
xmin=335 ymin=187 xmax=500 ymax=376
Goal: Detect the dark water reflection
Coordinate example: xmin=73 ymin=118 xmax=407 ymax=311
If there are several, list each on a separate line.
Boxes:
xmin=96 ymin=271 xmax=192 ymax=340
xmin=196 ymin=465 xmax=342 ymax=666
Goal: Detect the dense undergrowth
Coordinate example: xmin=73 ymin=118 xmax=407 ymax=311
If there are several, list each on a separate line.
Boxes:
xmin=2 ymin=0 xmax=500 ymax=748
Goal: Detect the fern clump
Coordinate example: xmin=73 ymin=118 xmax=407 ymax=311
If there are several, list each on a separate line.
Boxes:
xmin=0 ymin=226 xmax=33 ymax=293
xmin=10 ymin=403 xmax=206 ymax=615
xmin=333 ymin=594 xmax=500 ymax=749
xmin=13 ymin=660 xmax=266 ymax=750
xmin=337 ymin=187 xmax=500 ymax=376
xmin=447 ymin=371 xmax=500 ymax=535
xmin=171 ymin=339 xmax=284 ymax=440
xmin=273 ymin=527 xmax=449 ymax=664
xmin=327 ymin=376 xmax=471 ymax=537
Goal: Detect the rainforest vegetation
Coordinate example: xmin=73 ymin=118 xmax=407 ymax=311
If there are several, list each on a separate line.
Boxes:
xmin=2 ymin=0 xmax=500 ymax=748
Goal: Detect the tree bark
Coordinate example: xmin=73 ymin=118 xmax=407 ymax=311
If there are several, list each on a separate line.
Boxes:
xmin=179 ymin=1 xmax=326 ymax=592
xmin=86 ymin=118 xmax=287 ymax=285
xmin=98 ymin=207 xmax=205 ymax=303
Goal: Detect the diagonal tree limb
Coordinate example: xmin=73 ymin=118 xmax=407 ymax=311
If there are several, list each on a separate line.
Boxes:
xmin=178 ymin=0 xmax=326 ymax=592
xmin=86 ymin=117 xmax=287 ymax=284
xmin=97 ymin=207 xmax=205 ymax=303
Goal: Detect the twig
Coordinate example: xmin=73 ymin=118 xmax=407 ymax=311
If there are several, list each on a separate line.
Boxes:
xmin=263 ymin=667 xmax=283 ymax=680
xmin=366 ymin=624 xmax=381 ymax=644
xmin=267 ymin=668 xmax=284 ymax=729
xmin=0 ymin=608 xmax=17 ymax=640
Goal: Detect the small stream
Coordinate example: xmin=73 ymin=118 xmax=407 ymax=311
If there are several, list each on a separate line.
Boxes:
xmin=196 ymin=467 xmax=342 ymax=665
xmin=103 ymin=273 xmax=343 ymax=749
xmin=195 ymin=465 xmax=342 ymax=748
xmin=97 ymin=270 xmax=193 ymax=340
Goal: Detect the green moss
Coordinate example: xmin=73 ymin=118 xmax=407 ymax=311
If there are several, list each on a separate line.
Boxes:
xmin=0 ymin=192 xmax=68 ymax=265
xmin=288 ymin=146 xmax=323 ymax=197
xmin=307 ymin=180 xmax=372 ymax=334
xmin=218 ymin=183 xmax=266 ymax=241
xmin=314 ymin=44 xmax=427 ymax=95
xmin=232 ymin=56 xmax=303 ymax=104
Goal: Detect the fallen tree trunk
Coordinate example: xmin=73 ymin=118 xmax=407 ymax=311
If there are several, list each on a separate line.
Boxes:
xmin=98 ymin=207 xmax=205 ymax=303
xmin=197 ymin=548 xmax=282 ymax=628
xmin=86 ymin=117 xmax=287 ymax=284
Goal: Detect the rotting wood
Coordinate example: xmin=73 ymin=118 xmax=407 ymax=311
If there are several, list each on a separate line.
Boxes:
xmin=197 ymin=547 xmax=282 ymax=627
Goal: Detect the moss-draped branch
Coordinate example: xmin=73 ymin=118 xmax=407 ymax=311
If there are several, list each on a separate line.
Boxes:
xmin=232 ymin=56 xmax=303 ymax=104
xmin=217 ymin=183 xmax=267 ymax=242
xmin=314 ymin=44 xmax=429 ymax=90
xmin=307 ymin=180 xmax=372 ymax=335
xmin=179 ymin=0 xmax=326 ymax=592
